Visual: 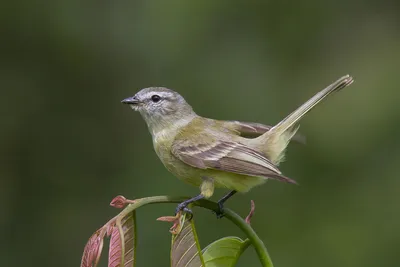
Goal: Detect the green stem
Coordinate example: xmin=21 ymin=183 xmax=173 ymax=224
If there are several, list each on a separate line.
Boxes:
xmin=117 ymin=195 xmax=273 ymax=267
xmin=223 ymin=208 xmax=273 ymax=267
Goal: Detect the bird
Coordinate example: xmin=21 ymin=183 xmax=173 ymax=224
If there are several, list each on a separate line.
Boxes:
xmin=121 ymin=75 xmax=354 ymax=217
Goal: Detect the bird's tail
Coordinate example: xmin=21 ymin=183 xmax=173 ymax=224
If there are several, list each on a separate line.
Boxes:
xmin=253 ymin=75 xmax=354 ymax=165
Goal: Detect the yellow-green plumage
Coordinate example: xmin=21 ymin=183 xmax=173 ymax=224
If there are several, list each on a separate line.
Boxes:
xmin=122 ymin=75 xmax=353 ymax=202
xmin=154 ymin=117 xmax=269 ymax=197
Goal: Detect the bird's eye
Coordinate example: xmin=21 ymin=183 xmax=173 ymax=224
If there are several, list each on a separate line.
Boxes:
xmin=151 ymin=95 xmax=161 ymax=103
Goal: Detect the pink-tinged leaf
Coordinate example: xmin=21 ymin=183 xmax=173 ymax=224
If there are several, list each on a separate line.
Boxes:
xmin=245 ymin=200 xmax=255 ymax=225
xmin=81 ymin=228 xmax=106 ymax=267
xmin=171 ymin=219 xmax=205 ymax=267
xmin=157 ymin=215 xmax=178 ymax=222
xmin=157 ymin=212 xmax=185 ymax=235
xmin=108 ymin=211 xmax=136 ymax=267
xmin=110 ymin=195 xmax=127 ymax=208
xmin=106 ymin=223 xmax=115 ymax=237
xmin=110 ymin=195 xmax=137 ymax=209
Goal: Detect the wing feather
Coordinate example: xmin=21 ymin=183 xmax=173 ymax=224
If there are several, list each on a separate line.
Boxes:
xmin=229 ymin=120 xmax=306 ymax=144
xmin=172 ymin=140 xmax=296 ymax=184
xmin=231 ymin=121 xmax=272 ymax=136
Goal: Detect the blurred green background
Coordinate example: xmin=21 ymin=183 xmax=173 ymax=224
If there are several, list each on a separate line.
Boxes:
xmin=2 ymin=0 xmax=400 ymax=266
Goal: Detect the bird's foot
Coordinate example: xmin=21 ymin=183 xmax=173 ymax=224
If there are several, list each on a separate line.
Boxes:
xmin=214 ymin=201 xmax=225 ymax=219
xmin=214 ymin=190 xmax=236 ymax=219
xmin=175 ymin=203 xmax=193 ymax=220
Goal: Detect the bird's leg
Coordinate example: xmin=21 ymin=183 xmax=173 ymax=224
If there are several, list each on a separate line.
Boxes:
xmin=175 ymin=194 xmax=204 ymax=218
xmin=216 ymin=190 xmax=237 ymax=218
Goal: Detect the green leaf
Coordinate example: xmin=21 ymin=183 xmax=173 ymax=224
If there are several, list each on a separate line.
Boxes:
xmin=202 ymin=237 xmax=251 ymax=267
xmin=171 ymin=216 xmax=205 ymax=267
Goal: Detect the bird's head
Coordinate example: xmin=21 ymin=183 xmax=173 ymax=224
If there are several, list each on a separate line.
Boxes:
xmin=122 ymin=87 xmax=196 ymax=135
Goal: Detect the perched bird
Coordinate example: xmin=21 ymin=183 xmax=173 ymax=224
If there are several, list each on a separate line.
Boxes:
xmin=122 ymin=75 xmax=354 ymax=217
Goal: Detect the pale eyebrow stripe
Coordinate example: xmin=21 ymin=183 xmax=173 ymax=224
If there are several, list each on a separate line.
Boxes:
xmin=144 ymin=91 xmax=173 ymax=99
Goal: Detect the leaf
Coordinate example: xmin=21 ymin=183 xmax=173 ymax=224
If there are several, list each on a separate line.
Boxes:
xmin=110 ymin=195 xmax=128 ymax=209
xmin=108 ymin=211 xmax=137 ymax=267
xmin=171 ymin=218 xmax=205 ymax=267
xmin=157 ymin=211 xmax=189 ymax=235
xmin=81 ymin=228 xmax=106 ymax=267
xmin=202 ymin=237 xmax=251 ymax=267
xmin=245 ymin=200 xmax=255 ymax=225
xmin=110 ymin=195 xmax=137 ymax=209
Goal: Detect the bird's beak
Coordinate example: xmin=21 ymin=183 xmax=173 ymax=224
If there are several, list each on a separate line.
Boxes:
xmin=121 ymin=96 xmax=141 ymax=105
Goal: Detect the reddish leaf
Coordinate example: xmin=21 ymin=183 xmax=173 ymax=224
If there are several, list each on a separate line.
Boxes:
xmin=81 ymin=228 xmax=106 ymax=267
xmin=245 ymin=200 xmax=255 ymax=225
xmin=110 ymin=195 xmax=137 ymax=209
xmin=110 ymin=195 xmax=127 ymax=209
xmin=157 ymin=211 xmax=185 ymax=235
xmin=108 ymin=211 xmax=136 ymax=267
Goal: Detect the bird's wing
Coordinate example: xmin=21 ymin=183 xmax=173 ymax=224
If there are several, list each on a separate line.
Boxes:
xmin=228 ymin=121 xmax=272 ymax=137
xmin=226 ymin=120 xmax=306 ymax=144
xmin=172 ymin=137 xmax=296 ymax=184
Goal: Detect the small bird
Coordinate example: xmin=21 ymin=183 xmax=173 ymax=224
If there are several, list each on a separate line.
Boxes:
xmin=122 ymin=75 xmax=354 ymax=217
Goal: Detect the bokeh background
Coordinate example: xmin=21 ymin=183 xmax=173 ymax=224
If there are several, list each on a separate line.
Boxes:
xmin=2 ymin=1 xmax=400 ymax=266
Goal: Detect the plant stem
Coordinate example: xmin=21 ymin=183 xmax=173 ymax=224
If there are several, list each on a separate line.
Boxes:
xmin=117 ymin=195 xmax=273 ymax=267
xmin=223 ymin=208 xmax=273 ymax=267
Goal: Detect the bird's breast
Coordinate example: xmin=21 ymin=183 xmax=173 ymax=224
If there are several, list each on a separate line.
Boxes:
xmin=153 ymin=137 xmax=203 ymax=186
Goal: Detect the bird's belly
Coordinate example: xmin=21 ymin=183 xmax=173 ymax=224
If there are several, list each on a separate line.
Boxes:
xmin=155 ymin=144 xmax=266 ymax=192
xmin=163 ymin=157 xmax=266 ymax=192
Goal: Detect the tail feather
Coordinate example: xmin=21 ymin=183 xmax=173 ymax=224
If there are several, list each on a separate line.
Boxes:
xmin=273 ymin=75 xmax=353 ymax=135
xmin=257 ymin=75 xmax=354 ymax=164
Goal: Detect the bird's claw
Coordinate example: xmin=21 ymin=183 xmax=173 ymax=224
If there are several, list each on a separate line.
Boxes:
xmin=175 ymin=204 xmax=193 ymax=220
xmin=213 ymin=202 xmax=225 ymax=219
xmin=183 ymin=208 xmax=193 ymax=220
xmin=175 ymin=202 xmax=187 ymax=214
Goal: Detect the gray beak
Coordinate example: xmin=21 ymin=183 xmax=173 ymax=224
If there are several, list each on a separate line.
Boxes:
xmin=121 ymin=96 xmax=140 ymax=105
